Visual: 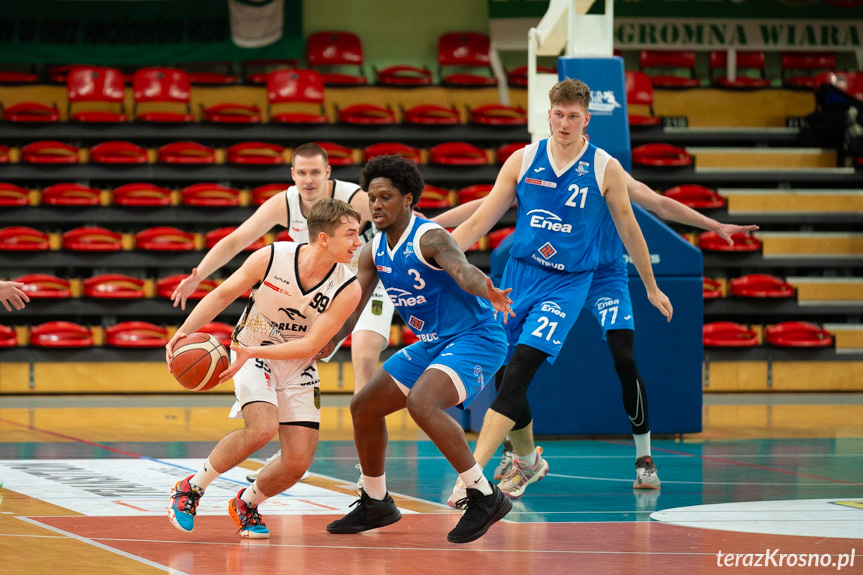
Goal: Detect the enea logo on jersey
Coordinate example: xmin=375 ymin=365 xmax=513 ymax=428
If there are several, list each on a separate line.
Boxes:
xmin=589 ymin=89 xmax=622 ymax=116
xmin=528 ymin=209 xmax=572 ymax=233
xmin=525 ymin=177 xmax=557 ymax=189
xmin=540 ymin=301 xmax=566 ymax=318
xmin=408 ymin=316 xmax=425 ymax=331
xmin=263 ymin=281 xmax=292 ymax=296
xmin=387 ymin=287 xmax=427 ymax=307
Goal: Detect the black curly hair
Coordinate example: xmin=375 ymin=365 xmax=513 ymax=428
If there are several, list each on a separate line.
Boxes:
xmin=359 ymin=154 xmax=424 ymax=209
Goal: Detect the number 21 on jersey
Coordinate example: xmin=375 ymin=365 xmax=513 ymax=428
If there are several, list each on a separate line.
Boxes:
xmin=565 ymin=185 xmax=588 ymax=208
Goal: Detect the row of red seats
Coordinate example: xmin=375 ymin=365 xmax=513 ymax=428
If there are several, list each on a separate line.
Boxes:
xmin=0 ymin=65 xmax=527 ymax=125
xmin=703 ymin=274 xmax=795 ymax=299
xmin=9 ymin=273 xmax=245 ymax=300
xmin=703 ymin=321 xmax=833 ymax=348
xmin=0 ymin=181 xmax=498 ymax=209
xmin=0 ymin=140 xmax=525 ymax=166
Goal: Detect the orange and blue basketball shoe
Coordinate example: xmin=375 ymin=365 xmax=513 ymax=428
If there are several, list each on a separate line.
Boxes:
xmin=169 ymin=475 xmax=204 ymax=532
xmin=228 ymin=489 xmax=270 ymax=538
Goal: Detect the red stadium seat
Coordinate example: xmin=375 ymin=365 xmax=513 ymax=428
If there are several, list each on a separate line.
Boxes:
xmin=457 ymin=184 xmax=493 ymax=204
xmin=663 ymin=185 xmax=725 ymax=209
xmin=226 ymin=142 xmax=286 ymax=165
xmin=0 ymin=146 xmax=9 ymax=163
xmin=488 ymin=227 xmax=515 ymax=250
xmin=67 ymin=66 xmax=128 ymax=122
xmin=202 ymin=102 xmax=261 ymax=123
xmin=814 ymin=71 xmax=863 ymax=102
xmin=703 ymin=322 xmax=759 ymax=347
xmin=401 ymin=324 xmax=420 ymax=345
xmin=316 ymin=141 xmax=355 ymax=165
xmin=496 ymin=142 xmax=528 ymax=164
xmin=13 ymin=274 xmax=71 ymax=299
xmin=438 ymin=32 xmax=497 ymax=86
xmin=41 ymin=183 xmax=101 ymax=206
xmin=243 ymin=59 xmax=301 ymax=84
xmin=105 ymin=321 xmax=169 ymax=348
xmin=135 ymin=227 xmax=195 ymax=251
xmin=469 ymin=104 xmax=527 ymax=126
xmin=21 ymin=141 xmax=80 ymax=164
xmin=625 ymin=71 xmax=662 ymax=127
xmin=133 ymin=67 xmax=193 ymax=122
xmin=0 ymin=69 xmax=38 ymax=84
xmin=158 ymin=141 xmax=216 ymax=164
xmin=0 ymin=183 xmax=30 ymax=207
xmin=307 ymin=31 xmax=368 ymax=86
xmin=765 ymin=321 xmax=832 ymax=348
xmin=375 ymin=65 xmax=433 ymax=86
xmin=275 ymin=230 xmax=292 ymax=242
xmin=639 ymin=50 xmax=701 ymax=88
xmin=180 ymin=183 xmax=241 ymax=207
xmin=730 ymin=274 xmax=795 ymax=298
xmin=83 ymin=274 xmax=146 ymax=299
xmin=429 ymin=142 xmax=488 ymax=165
xmin=363 ymin=142 xmax=421 ymax=163
xmin=0 ymin=227 xmax=49 ymax=251
xmin=703 ymin=277 xmax=724 ymax=299
xmin=62 ymin=227 xmax=123 ymax=251
xmin=781 ymin=52 xmax=836 ymax=89
xmin=156 ymin=274 xmax=217 ymax=299
xmin=402 ymin=104 xmax=460 ymax=125
xmin=90 ymin=141 xmax=149 ymax=164
xmin=30 ymin=321 xmax=93 ymax=348
xmin=0 ymin=325 xmax=18 ymax=347
xmin=698 ymin=231 xmax=761 ymax=252
xmin=267 ymin=69 xmax=329 ymax=124
xmin=198 ymin=322 xmax=235 ymax=348
xmin=709 ymin=51 xmax=771 ymax=89
xmin=112 ymin=183 xmax=172 ymax=207
xmin=507 ymin=65 xmax=556 ymax=87
xmin=1 ymin=102 xmax=60 ymax=123
xmin=417 ymin=185 xmax=453 ymax=209
xmin=182 ymin=62 xmax=237 ymax=85
xmin=250 ymin=183 xmax=289 ymax=205
xmin=337 ymin=103 xmax=395 ymax=125
xmin=631 ymin=143 xmax=693 ymax=167
xmin=205 ymin=227 xmax=267 ymax=250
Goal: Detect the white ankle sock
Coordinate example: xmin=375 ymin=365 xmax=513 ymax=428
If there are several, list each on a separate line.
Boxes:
xmin=362 ymin=474 xmax=387 ymax=500
xmin=190 ymin=457 xmax=220 ymax=490
xmin=634 ymin=432 xmax=652 ymax=459
xmin=515 ymin=448 xmax=538 ymax=468
xmin=241 ymin=481 xmax=270 ymax=507
xmin=458 ymin=463 xmax=493 ymax=495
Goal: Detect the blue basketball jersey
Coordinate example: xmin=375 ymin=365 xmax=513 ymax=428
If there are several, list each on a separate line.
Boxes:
xmin=509 ymin=138 xmax=613 ymax=273
xmin=372 ymin=215 xmax=497 ymax=343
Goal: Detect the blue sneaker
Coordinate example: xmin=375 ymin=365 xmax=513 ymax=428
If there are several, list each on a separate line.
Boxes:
xmin=169 ymin=475 xmax=203 ymax=532
xmin=228 ymin=489 xmax=270 ymax=538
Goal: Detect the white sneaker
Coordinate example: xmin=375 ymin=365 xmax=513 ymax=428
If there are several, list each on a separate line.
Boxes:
xmin=633 ymin=456 xmax=660 ymax=490
xmin=493 ymin=440 xmax=515 ymax=481
xmin=447 ymin=478 xmax=467 ymax=509
xmin=497 ymin=447 xmax=548 ymax=499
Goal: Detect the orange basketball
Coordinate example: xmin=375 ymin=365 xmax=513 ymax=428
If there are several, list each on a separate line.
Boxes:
xmin=170 ymin=332 xmax=230 ymax=391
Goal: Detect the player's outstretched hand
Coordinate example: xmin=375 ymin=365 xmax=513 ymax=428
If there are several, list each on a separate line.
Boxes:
xmin=165 ymin=331 xmax=187 ymax=370
xmin=171 ymin=269 xmax=201 ymax=311
xmin=486 ymin=277 xmax=515 ymax=325
xmin=715 ymin=222 xmax=759 ymax=245
xmin=0 ymin=280 xmax=29 ymax=311
xmin=647 ymin=288 xmax=673 ymax=322
xmin=220 ymin=343 xmax=252 ymax=382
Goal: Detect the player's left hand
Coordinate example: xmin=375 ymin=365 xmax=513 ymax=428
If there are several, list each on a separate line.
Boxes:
xmin=715 ymin=222 xmax=759 ymax=245
xmin=647 ymin=287 xmax=673 ymax=322
xmin=313 ymin=340 xmax=336 ymax=360
xmin=220 ymin=343 xmax=252 ymax=382
xmin=486 ymin=277 xmax=515 ymax=325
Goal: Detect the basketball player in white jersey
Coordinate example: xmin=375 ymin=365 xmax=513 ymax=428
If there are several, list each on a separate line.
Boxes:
xmin=165 ymin=198 xmax=362 ymax=538
xmin=0 ymin=280 xmax=29 ymax=311
xmin=169 ymin=142 xmax=394 ymax=481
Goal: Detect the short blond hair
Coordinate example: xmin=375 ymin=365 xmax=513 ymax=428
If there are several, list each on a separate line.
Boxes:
xmin=308 ymin=198 xmax=360 ymax=241
xmin=549 ymin=78 xmax=590 ymax=112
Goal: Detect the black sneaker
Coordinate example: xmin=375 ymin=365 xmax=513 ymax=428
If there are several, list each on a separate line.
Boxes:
xmin=326 ymin=489 xmax=402 ymax=534
xmin=447 ymin=484 xmax=512 ymax=544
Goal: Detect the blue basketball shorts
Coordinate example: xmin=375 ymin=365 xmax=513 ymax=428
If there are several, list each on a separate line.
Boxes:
xmin=583 ymin=267 xmax=635 ymax=339
xmin=500 ymin=257 xmax=594 ymax=364
xmin=382 ymin=322 xmax=506 ymax=409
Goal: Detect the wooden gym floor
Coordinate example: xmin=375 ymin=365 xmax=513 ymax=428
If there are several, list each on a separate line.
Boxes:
xmin=1 ymin=392 xmax=861 ymax=574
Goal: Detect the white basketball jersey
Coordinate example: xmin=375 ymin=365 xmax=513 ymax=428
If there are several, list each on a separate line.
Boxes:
xmin=233 ymin=241 xmax=357 ymax=385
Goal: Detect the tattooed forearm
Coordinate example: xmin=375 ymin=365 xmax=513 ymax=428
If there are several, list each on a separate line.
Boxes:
xmin=422 ymin=229 xmax=489 ymax=298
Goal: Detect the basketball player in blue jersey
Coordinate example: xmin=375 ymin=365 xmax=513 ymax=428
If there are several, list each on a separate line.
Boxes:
xmin=323 ymin=155 xmax=515 ymax=544
xmin=446 ymin=78 xmax=672 ymax=502
xmin=437 ymin=170 xmax=758 ymax=498
xmin=164 ymin=199 xmax=363 ymax=538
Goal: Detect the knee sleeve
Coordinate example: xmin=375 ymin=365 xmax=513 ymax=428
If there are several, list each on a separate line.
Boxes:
xmin=493 ymin=367 xmax=532 ymax=430
xmin=607 ymin=329 xmax=650 ymax=435
xmin=489 ymin=344 xmax=547 ymax=425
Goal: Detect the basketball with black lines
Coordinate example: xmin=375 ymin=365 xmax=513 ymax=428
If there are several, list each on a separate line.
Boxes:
xmin=170 ymin=333 xmax=230 ymax=391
